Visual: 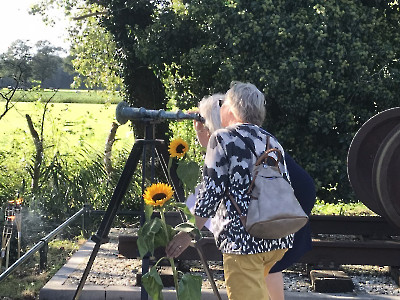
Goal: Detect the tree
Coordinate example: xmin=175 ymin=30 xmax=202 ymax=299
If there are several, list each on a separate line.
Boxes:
xmin=90 ymin=0 xmax=400 ymax=202
xmin=33 ymin=0 xmax=400 ymax=202
xmin=0 ymin=40 xmax=33 ymax=120
xmin=31 ymin=40 xmax=64 ymax=85
xmin=30 ymin=0 xmax=123 ymax=92
xmin=0 ymin=39 xmax=33 ymax=86
xmin=32 ymin=0 xmax=169 ymax=138
xmin=42 ymin=56 xmax=75 ymax=89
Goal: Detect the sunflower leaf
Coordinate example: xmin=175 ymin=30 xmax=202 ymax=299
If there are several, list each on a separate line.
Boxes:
xmin=137 ymin=218 xmax=162 ymax=258
xmin=177 ymin=273 xmax=202 ymax=300
xmin=176 ymin=161 xmax=200 ymax=194
xmin=154 ymin=223 xmax=175 ymax=249
xmin=171 ymin=202 xmax=196 ymax=224
xmin=145 ymin=204 xmax=154 ymax=222
xmin=142 ymin=266 xmax=164 ymax=300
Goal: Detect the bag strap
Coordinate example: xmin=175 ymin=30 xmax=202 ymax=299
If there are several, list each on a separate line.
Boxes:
xmin=226 ymin=191 xmax=247 ymax=227
xmin=227 ymin=129 xmax=282 ymax=226
xmin=226 ymin=130 xmax=266 ymax=225
xmin=234 ymin=130 xmax=280 ymax=165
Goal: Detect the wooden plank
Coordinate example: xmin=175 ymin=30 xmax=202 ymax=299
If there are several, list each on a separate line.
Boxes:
xmin=309 ymin=215 xmax=400 ymax=236
xmin=299 ymin=240 xmax=400 ymax=266
xmin=119 ymin=235 xmax=400 ymax=267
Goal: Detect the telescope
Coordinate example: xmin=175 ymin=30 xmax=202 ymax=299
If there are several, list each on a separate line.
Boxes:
xmin=116 ymin=101 xmax=205 ymax=124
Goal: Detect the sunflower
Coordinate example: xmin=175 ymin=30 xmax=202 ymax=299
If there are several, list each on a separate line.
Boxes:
xmin=143 ymin=183 xmax=174 ymax=207
xmin=168 ymin=138 xmax=189 ymax=158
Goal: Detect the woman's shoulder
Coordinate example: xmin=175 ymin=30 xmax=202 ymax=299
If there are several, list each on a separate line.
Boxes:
xmin=235 ymin=124 xmax=281 ymax=145
xmin=211 ymin=124 xmax=281 ymax=147
xmin=227 ymin=123 xmax=261 ymax=137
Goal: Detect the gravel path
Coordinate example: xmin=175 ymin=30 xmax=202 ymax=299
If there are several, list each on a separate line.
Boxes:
xmin=65 ymin=228 xmax=400 ymax=297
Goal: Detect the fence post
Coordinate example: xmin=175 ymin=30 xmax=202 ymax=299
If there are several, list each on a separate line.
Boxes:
xmin=82 ymin=204 xmax=92 ymax=240
xmin=39 ymin=241 xmax=48 ymax=271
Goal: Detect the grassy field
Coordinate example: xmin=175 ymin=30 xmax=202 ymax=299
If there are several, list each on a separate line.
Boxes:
xmin=0 ymin=102 xmax=134 ymax=156
xmin=0 ymin=100 xmax=135 ymax=299
xmin=1 ymin=89 xmax=122 ymax=104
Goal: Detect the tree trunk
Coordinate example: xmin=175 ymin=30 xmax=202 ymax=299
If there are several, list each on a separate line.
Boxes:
xmin=104 ymin=121 xmax=119 ymax=176
xmin=26 ymin=114 xmax=43 ymax=192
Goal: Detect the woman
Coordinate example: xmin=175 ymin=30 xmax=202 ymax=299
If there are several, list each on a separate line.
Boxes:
xmin=187 ymin=91 xmax=315 ymax=300
xmin=167 ymin=82 xmax=293 ymax=300
xmin=265 ymin=153 xmax=316 ymax=299
xmin=185 ymin=93 xmax=224 ymax=231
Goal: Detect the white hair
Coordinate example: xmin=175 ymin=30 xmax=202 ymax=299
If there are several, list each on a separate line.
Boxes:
xmin=226 ymin=82 xmax=266 ymax=126
xmin=198 ymin=94 xmax=224 ymax=133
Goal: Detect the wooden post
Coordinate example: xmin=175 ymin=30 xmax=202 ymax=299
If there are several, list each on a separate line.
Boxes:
xmin=39 ymin=242 xmax=49 ymax=271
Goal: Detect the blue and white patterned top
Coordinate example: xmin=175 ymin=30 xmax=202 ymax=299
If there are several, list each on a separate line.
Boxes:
xmin=194 ymin=123 xmax=294 ymax=254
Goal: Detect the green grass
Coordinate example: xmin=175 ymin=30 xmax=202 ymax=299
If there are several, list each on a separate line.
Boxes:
xmin=311 ymin=199 xmax=378 ymax=216
xmin=0 ymin=238 xmax=83 ymax=300
xmin=1 ymin=89 xmax=122 ymax=104
xmin=0 ymin=96 xmax=136 ymax=299
xmin=0 ymin=101 xmax=134 ymax=156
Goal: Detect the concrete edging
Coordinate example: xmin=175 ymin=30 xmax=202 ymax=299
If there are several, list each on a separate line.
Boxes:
xmin=39 ymin=240 xmax=397 ymax=300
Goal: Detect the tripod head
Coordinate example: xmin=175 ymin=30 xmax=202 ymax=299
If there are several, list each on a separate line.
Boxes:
xmin=116 ymin=101 xmax=205 ymax=125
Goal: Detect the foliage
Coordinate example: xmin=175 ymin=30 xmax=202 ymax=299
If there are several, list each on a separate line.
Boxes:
xmin=30 ymin=0 xmax=123 ymax=93
xmin=138 ymin=182 xmax=201 ymax=299
xmin=0 ymin=88 xmax=122 ymax=104
xmin=0 ymin=39 xmax=66 ymax=89
xmin=0 ymin=40 xmax=32 ymax=85
xmin=31 ymin=40 xmax=64 ymax=84
xmin=0 ymin=100 xmax=138 ymax=222
xmin=311 ymin=199 xmax=378 ymax=216
xmin=77 ymin=0 xmax=400 ymax=203
xmin=69 ymin=11 xmax=123 ymax=93
xmin=27 ymin=1 xmax=400 ymax=201
xmin=0 ymin=238 xmax=82 ymax=299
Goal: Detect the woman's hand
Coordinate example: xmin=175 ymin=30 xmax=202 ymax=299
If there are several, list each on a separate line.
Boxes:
xmin=193 ymin=119 xmax=210 ymax=147
xmin=166 ymin=231 xmax=192 ymax=258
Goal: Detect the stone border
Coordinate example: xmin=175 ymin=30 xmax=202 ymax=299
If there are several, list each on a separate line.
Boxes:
xmin=39 ymin=240 xmax=396 ymax=300
xmin=39 ymin=240 xmax=229 ymax=300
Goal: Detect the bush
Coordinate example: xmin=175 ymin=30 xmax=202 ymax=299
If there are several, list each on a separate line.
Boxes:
xmin=95 ymin=0 xmax=400 ymax=202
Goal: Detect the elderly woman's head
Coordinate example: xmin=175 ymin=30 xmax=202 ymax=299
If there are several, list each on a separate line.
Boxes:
xmin=221 ymin=82 xmax=266 ymax=127
xmin=198 ymin=93 xmax=224 ymax=133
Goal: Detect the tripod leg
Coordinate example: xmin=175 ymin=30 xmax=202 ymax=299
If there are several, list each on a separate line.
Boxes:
xmin=194 ymin=242 xmax=222 ymax=300
xmin=73 ymin=141 xmax=144 ymax=300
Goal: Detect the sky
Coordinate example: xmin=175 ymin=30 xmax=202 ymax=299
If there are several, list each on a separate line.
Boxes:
xmin=0 ymin=0 xmax=69 ymax=55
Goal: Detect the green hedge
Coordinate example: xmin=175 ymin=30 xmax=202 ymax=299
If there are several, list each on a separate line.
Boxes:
xmin=91 ymin=0 xmax=400 ymax=202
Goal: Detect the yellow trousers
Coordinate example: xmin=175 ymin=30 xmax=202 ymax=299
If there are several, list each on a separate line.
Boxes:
xmin=223 ymin=249 xmax=287 ymax=300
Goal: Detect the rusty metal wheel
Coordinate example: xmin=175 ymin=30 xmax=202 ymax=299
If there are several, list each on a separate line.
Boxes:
xmin=372 ymin=124 xmax=400 ymax=228
xmin=347 ymin=107 xmax=400 ymax=219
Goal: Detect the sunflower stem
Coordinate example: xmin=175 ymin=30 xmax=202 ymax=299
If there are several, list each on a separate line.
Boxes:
xmin=160 ymin=208 xmax=179 ymax=294
xmin=167 ymin=158 xmax=172 ymax=173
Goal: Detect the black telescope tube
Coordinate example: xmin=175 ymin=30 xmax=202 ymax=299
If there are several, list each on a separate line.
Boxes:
xmin=116 ymin=101 xmax=205 ymax=124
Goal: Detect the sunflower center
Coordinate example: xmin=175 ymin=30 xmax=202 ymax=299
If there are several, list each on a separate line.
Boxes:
xmin=176 ymin=144 xmax=185 ymax=153
xmin=152 ymin=193 xmax=167 ymax=201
